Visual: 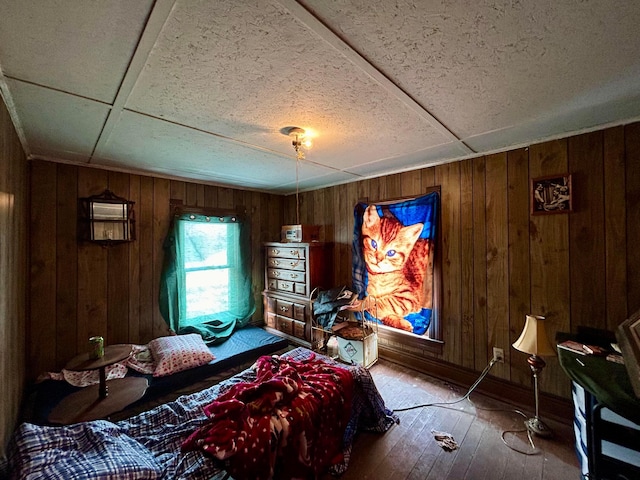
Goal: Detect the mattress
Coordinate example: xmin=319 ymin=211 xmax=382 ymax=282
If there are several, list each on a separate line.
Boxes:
xmin=24 ymin=326 xmax=289 ymax=425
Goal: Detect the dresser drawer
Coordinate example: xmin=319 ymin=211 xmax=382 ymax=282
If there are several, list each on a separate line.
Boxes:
xmin=275 ymin=299 xmax=294 ymax=319
xmin=276 ymin=280 xmax=295 ymax=293
xmin=277 ymin=316 xmax=293 ymax=335
xmin=294 ymin=283 xmax=307 ymax=296
xmin=293 ymin=303 xmax=306 ymax=321
xmin=267 ymin=257 xmax=306 ymax=271
xmin=293 ymin=320 xmax=306 ymax=339
xmin=266 ymin=246 xmax=306 ymax=260
xmin=268 ymin=268 xmax=306 ymax=283
xmin=272 ymin=279 xmax=306 ymax=295
xmin=265 ymin=312 xmax=276 ymax=328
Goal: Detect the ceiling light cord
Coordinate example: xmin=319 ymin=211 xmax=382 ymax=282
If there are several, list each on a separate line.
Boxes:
xmin=295 ymin=156 xmax=300 ymax=225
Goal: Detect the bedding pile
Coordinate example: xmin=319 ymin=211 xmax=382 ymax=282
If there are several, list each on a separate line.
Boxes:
xmin=8 ymin=348 xmax=398 ymax=480
xmin=182 ymin=354 xmax=354 ymax=479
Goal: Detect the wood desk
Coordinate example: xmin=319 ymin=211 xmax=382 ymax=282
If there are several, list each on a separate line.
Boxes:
xmin=48 ymin=344 xmax=148 ymax=424
xmin=558 ymin=333 xmax=640 ymax=479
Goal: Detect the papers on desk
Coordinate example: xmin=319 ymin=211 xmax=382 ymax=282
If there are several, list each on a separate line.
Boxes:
xmin=558 ymin=340 xmax=625 ymax=364
xmin=558 ymin=340 xmax=606 ymax=355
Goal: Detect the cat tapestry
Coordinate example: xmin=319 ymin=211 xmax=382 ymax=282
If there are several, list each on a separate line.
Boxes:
xmin=352 ymin=192 xmax=438 ymax=335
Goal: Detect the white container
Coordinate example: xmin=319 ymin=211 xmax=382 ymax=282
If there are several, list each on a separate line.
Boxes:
xmin=336 ymin=330 xmax=378 ymax=368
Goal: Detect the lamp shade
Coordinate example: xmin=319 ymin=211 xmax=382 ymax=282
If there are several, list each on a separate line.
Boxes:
xmin=512 ymin=315 xmax=556 ymax=356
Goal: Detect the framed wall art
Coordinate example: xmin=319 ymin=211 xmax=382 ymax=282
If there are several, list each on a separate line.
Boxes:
xmin=531 ymin=174 xmax=572 ymax=215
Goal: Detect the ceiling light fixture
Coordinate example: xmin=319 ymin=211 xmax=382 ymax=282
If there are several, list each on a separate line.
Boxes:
xmin=286 ymin=126 xmax=312 ymax=161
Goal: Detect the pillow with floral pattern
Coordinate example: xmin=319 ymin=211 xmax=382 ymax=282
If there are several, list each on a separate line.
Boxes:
xmin=148 ymin=333 xmax=215 ymax=377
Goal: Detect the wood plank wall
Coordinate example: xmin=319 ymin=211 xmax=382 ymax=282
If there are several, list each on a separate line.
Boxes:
xmin=28 ymin=161 xmax=284 ymax=379
xmin=0 ymin=99 xmax=28 ymax=460
xmin=23 ymin=122 xmax=640 ymax=403
xmin=284 ymin=124 xmax=640 ymax=399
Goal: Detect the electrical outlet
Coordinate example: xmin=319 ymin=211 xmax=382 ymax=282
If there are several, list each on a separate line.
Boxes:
xmin=493 ymin=347 xmax=504 ymax=363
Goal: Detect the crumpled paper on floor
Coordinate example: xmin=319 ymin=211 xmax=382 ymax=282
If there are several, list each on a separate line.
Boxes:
xmin=431 ymin=429 xmax=459 ymax=451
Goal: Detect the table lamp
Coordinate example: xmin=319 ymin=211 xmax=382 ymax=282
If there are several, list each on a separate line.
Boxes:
xmin=512 ymin=314 xmax=556 ymax=437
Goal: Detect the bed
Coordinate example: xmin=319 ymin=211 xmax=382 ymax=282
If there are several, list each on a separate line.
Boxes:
xmin=8 ymin=347 xmax=398 ymax=480
xmin=23 ymin=326 xmax=290 ymax=426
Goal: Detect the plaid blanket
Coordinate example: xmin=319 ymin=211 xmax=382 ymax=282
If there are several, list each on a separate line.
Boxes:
xmin=8 ymin=348 xmax=398 ymax=480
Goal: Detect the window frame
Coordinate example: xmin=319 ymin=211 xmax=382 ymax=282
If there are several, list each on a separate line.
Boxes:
xmin=180 ymin=219 xmax=240 ymax=321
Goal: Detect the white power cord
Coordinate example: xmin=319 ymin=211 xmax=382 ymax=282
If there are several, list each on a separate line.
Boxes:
xmin=390 ymin=357 xmax=540 ymax=455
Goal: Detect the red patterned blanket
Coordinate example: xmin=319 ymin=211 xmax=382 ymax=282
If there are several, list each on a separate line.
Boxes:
xmin=181 ymin=354 xmax=354 ymax=480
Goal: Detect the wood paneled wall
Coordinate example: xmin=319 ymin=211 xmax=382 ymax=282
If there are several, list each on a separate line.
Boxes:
xmin=0 ymin=98 xmax=28 ymax=460
xmin=284 ymin=124 xmax=640 ymax=399
xmin=24 ymin=122 xmax=640 ymax=404
xmin=28 ymin=162 xmax=284 ymax=379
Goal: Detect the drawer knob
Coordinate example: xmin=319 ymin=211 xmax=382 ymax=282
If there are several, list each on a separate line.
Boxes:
xmin=273 ymin=271 xmax=279 ymax=277
xmin=290 ymin=273 xmax=296 ymax=278
xmin=289 ymin=250 xmax=299 ymax=256
xmin=271 ymin=249 xmax=280 ymax=255
xmin=272 ymin=260 xmax=279 ymax=266
xmin=280 ymin=306 xmax=288 ymax=312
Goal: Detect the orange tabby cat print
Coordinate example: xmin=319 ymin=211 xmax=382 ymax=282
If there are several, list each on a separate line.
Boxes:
xmin=361 ymin=205 xmax=430 ymax=332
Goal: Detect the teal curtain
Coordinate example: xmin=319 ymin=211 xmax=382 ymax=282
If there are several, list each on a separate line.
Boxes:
xmin=159 ymin=213 xmax=255 ymax=344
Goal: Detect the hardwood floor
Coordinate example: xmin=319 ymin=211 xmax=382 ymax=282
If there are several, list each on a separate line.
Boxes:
xmin=328 ymin=358 xmax=580 ymax=480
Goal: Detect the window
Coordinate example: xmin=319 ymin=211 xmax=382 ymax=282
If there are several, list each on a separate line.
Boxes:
xmin=182 ymin=220 xmax=238 ymax=322
xmin=159 ymin=211 xmax=255 ymax=343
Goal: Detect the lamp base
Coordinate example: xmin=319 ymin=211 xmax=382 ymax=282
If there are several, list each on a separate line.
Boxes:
xmin=524 ymin=417 xmax=553 ymax=437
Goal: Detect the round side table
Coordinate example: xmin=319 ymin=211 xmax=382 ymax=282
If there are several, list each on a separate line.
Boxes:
xmin=48 ymin=344 xmax=148 ymax=424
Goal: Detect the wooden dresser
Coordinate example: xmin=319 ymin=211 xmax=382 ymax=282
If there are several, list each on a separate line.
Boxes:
xmin=262 ymin=242 xmax=332 ymax=346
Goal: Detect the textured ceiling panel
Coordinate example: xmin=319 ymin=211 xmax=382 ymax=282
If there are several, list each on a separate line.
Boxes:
xmin=6 ymin=79 xmax=110 ymax=162
xmin=277 ymin=168 xmax=361 ymax=193
xmin=345 ymin=141 xmax=466 ymax=177
xmin=465 ymin=88 xmax=640 ymax=153
xmin=95 ymin=110 xmax=356 ymax=190
xmin=302 ymin=0 xmax=640 ymax=140
xmin=0 ymin=0 xmax=639 ymax=194
xmin=125 ymin=0 xmax=450 ymax=169
xmin=0 ymin=0 xmax=153 ymax=103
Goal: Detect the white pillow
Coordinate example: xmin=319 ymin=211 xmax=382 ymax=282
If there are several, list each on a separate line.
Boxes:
xmin=148 ymin=333 xmax=215 ymax=377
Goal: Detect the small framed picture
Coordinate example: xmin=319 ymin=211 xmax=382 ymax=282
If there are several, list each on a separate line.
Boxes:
xmin=531 ymin=174 xmax=572 ymax=215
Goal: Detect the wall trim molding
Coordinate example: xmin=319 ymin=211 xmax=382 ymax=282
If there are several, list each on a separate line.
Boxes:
xmin=379 ymin=344 xmax=573 ymax=426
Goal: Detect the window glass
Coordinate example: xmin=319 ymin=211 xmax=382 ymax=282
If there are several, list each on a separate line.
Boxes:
xmin=182 ymin=221 xmax=238 ymax=320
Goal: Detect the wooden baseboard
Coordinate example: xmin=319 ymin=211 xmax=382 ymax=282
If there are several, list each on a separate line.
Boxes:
xmin=379 ymin=344 xmax=573 ymax=426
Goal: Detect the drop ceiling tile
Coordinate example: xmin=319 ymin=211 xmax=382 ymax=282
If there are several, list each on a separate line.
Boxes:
xmin=303 ymin=0 xmax=640 ymax=139
xmin=1 ymin=0 xmax=639 ymax=193
xmin=345 ymin=141 xmax=468 ymax=178
xmin=94 ymin=110 xmax=350 ymax=192
xmin=273 ymin=162 xmax=361 ymax=193
xmin=0 ymin=0 xmax=153 ymax=103
xmin=465 ymin=89 xmax=640 ymax=154
xmin=5 ymin=79 xmax=110 ymax=162
xmin=125 ymin=0 xmax=449 ymax=167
